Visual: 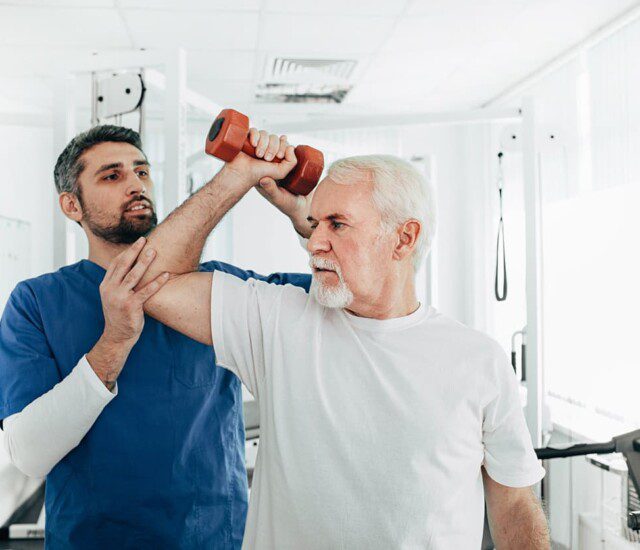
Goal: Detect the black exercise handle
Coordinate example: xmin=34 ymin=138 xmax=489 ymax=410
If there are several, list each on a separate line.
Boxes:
xmin=535 ymin=441 xmax=616 ymax=460
xmin=495 ymin=215 xmax=507 ymax=301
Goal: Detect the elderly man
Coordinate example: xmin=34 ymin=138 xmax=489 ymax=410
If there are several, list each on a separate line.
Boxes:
xmin=0 ymin=125 xmax=310 ymax=548
xmin=121 ymin=148 xmax=550 ymax=548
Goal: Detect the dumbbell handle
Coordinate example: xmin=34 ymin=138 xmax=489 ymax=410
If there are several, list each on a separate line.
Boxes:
xmin=206 ymin=108 xmax=323 ymax=195
xmin=239 ymin=138 xmax=285 ymax=164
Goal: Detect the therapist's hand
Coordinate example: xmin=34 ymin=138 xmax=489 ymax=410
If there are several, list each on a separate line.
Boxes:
xmin=87 ymin=237 xmax=169 ymax=390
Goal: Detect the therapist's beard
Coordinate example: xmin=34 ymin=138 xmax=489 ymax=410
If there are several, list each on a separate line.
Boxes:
xmin=309 ymin=257 xmax=354 ymax=309
xmin=81 ymin=197 xmax=158 ymax=244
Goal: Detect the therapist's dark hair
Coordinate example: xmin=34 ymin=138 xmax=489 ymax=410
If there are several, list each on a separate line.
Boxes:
xmin=53 ymin=125 xmax=145 ymax=195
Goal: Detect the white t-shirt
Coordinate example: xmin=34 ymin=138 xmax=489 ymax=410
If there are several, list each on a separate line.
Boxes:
xmin=212 ymin=272 xmax=545 ymax=550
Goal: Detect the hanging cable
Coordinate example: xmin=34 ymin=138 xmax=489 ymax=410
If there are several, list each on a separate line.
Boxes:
xmin=495 ymin=151 xmax=507 ymax=301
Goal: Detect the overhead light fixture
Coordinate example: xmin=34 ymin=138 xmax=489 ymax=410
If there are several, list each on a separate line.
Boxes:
xmin=256 ymin=57 xmax=357 ymax=104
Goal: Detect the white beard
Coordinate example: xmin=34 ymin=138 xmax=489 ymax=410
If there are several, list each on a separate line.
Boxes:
xmin=309 ymin=257 xmax=354 ymax=309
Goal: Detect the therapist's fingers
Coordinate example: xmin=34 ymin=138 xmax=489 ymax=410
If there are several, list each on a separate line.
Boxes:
xmin=121 ymin=248 xmax=157 ymax=291
xmin=106 ymin=237 xmax=146 ymax=283
xmin=134 ymin=272 xmax=170 ymax=303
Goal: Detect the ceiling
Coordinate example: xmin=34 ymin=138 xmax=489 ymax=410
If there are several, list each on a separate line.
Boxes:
xmin=0 ymin=0 xmax=638 ymax=119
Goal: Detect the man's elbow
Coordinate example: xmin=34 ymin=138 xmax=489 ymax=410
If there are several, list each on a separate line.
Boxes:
xmin=143 ymin=273 xmax=182 ymax=310
xmin=137 ymin=242 xmax=200 ymax=289
xmin=142 ymin=273 xmax=214 ymax=346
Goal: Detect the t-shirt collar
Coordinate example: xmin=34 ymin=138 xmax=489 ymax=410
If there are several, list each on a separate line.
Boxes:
xmin=341 ymin=302 xmax=431 ymax=332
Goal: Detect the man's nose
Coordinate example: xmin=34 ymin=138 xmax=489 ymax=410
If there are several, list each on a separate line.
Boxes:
xmin=308 ymin=225 xmax=330 ymax=254
xmin=126 ymin=173 xmax=146 ymax=196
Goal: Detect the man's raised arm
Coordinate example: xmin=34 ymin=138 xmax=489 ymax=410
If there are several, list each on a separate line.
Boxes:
xmin=141 ymin=130 xmax=296 ymax=281
xmin=137 ymin=130 xmax=297 ymax=344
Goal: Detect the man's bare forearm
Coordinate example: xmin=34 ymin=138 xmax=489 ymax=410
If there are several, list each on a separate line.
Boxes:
xmin=483 ymin=469 xmax=550 ymax=549
xmin=140 ymin=165 xmax=253 ymax=284
xmin=489 ymin=490 xmax=549 ymax=549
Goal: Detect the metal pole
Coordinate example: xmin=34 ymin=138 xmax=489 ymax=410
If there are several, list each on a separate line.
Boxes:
xmin=268 ymin=107 xmax=521 ymax=134
xmin=521 ymin=97 xmax=544 ymax=453
xmin=52 ymin=73 xmax=76 ymax=269
xmin=90 ymin=72 xmax=98 ymax=127
xmin=161 ymin=49 xmax=187 ymax=220
xmin=139 ymin=67 xmax=147 ymax=144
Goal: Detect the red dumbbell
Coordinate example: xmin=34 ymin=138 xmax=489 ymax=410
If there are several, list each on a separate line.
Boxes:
xmin=205 ymin=108 xmax=324 ymax=196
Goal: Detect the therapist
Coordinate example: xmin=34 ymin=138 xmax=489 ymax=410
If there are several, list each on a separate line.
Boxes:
xmin=0 ymin=124 xmax=310 ymax=548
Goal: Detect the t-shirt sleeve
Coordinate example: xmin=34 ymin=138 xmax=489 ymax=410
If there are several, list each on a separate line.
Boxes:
xmin=199 ymin=261 xmax=312 ymax=293
xmin=210 ymin=271 xmax=306 ymax=399
xmin=0 ymin=283 xmax=61 ymax=423
xmin=481 ymin=343 xmax=545 ymax=487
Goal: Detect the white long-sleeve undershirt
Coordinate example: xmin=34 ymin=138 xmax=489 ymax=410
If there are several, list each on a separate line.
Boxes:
xmin=2 ymin=356 xmax=117 ymax=478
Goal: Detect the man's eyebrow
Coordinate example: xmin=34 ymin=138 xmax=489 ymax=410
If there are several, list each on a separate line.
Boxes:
xmin=94 ymin=159 xmax=150 ymax=176
xmin=94 ymin=162 xmax=122 ymax=176
xmin=327 ymin=213 xmax=349 ymax=221
xmin=306 ymin=213 xmax=350 ymax=223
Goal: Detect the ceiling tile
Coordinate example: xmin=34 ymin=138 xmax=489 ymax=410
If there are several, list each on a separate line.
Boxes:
xmin=264 ymin=0 xmax=407 ymax=16
xmin=0 ymin=7 xmax=130 ymax=47
xmin=406 ymin=0 xmax=528 ymax=17
xmin=348 ymin=76 xmax=442 ymax=104
xmin=121 ymin=9 xmax=259 ymax=50
xmin=188 ymin=50 xmax=256 ymax=81
xmin=259 ymin=13 xmax=393 ymax=55
xmin=119 ymin=0 xmax=260 ymax=9
xmin=383 ymin=4 xmax=526 ymax=54
xmin=0 ymin=0 xmax=114 ymax=5
xmin=2 ymin=0 xmax=637 ymax=114
xmin=189 ymin=78 xmax=255 ymax=105
xmin=359 ymin=51 xmax=460 ymax=84
xmin=0 ymin=0 xmax=114 ymax=6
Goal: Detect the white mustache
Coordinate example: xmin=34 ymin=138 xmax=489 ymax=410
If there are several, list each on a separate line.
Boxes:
xmin=309 ymin=256 xmax=340 ymax=274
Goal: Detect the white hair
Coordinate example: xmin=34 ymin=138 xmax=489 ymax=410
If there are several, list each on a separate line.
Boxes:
xmin=326 ymin=155 xmax=437 ymax=271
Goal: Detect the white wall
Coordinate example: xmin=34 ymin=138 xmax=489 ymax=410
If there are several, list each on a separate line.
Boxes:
xmin=399 ymin=123 xmax=492 ymax=326
xmin=0 ymin=120 xmax=55 ymax=525
xmin=488 ymin=15 xmax=640 ymax=550
xmin=0 ymin=124 xmax=55 ymax=284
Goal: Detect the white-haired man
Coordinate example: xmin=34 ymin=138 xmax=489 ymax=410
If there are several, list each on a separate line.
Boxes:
xmin=117 ymin=146 xmax=550 ymax=548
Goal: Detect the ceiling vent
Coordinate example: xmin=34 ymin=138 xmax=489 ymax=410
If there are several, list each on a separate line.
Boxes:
xmin=256 ymin=57 xmax=357 ymax=104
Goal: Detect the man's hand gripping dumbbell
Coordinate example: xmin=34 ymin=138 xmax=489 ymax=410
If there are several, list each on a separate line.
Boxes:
xmin=132 ymin=109 xmax=323 ymax=289
xmin=205 ymin=108 xmax=324 ymax=237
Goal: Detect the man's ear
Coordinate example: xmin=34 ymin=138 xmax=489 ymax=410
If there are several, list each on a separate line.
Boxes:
xmin=393 ymin=219 xmax=421 ymax=261
xmin=59 ymin=192 xmax=83 ymax=223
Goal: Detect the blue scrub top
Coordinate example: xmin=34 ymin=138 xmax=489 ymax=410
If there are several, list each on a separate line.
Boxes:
xmin=0 ymin=259 xmax=311 ymax=549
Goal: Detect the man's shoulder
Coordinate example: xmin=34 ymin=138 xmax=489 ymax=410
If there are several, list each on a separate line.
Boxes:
xmin=217 ymin=269 xmax=310 ymax=299
xmin=7 ymin=262 xmax=90 ymax=309
xmin=200 ymin=260 xmax=311 ymax=291
xmin=15 ymin=261 xmax=86 ymax=293
xmin=215 ymin=270 xmax=315 ymax=323
xmin=199 ymin=260 xmax=251 ymax=276
xmin=428 ymin=310 xmax=505 ymax=359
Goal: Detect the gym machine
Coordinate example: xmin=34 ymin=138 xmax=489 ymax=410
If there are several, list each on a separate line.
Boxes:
xmin=534 ymin=428 xmax=640 ymax=532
